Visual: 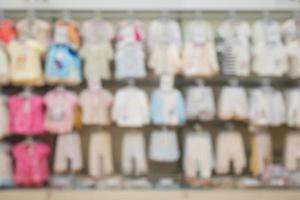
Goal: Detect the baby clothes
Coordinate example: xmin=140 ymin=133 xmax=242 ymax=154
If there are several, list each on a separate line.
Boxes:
xmin=115 ymin=43 xmax=146 ymax=79
xmin=286 ymin=38 xmax=300 ymax=78
xmin=13 ymin=142 xmax=51 ymax=187
xmin=45 ymin=44 xmax=82 ymax=85
xmin=286 ymin=88 xmax=300 ymax=128
xmin=182 ymin=42 xmax=219 ymax=77
xmin=0 ymin=45 xmax=10 ymax=84
xmin=80 ymin=19 xmax=114 ymax=80
xmin=54 ymin=133 xmax=83 ymax=173
xmin=216 ymin=131 xmax=246 ymax=175
xmin=45 ymin=89 xmax=79 ymax=134
xmin=185 ymin=86 xmax=216 ymax=121
xmin=9 ymin=95 xmax=44 ymax=135
xmin=148 ymin=43 xmax=181 ymax=75
xmin=249 ymin=87 xmax=285 ymax=126
xmin=16 ymin=18 xmax=51 ymax=47
xmin=217 ymin=20 xmax=251 ymax=76
xmin=7 ymin=39 xmax=46 ymax=86
xmin=284 ymin=132 xmax=300 ymax=171
xmin=183 ymin=132 xmax=214 ymax=179
xmin=252 ymin=41 xmax=288 ymax=77
xmin=149 ymin=130 xmax=180 ymax=162
xmin=0 ymin=95 xmax=8 ymax=139
xmin=53 ymin=20 xmax=80 ymax=49
xmin=250 ymin=132 xmax=273 ymax=176
xmin=80 ymin=42 xmax=113 ymax=80
xmin=148 ymin=19 xmax=181 ymax=51
xmin=151 ymin=88 xmax=186 ymax=126
xmin=0 ymin=19 xmax=17 ymax=45
xmin=89 ymin=132 xmax=114 ymax=178
xmin=122 ymin=132 xmax=148 ymax=176
xmin=282 ymin=18 xmax=300 ymax=43
xmin=218 ymin=86 xmax=248 ymax=121
xmin=80 ymin=88 xmax=113 ymax=126
xmin=217 ymin=38 xmax=250 ymax=76
xmin=112 ymin=86 xmax=149 ymax=127
xmin=0 ymin=143 xmax=14 ymax=187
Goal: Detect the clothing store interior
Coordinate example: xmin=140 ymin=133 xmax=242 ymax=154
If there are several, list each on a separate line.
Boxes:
xmin=1 ymin=0 xmax=300 ymax=199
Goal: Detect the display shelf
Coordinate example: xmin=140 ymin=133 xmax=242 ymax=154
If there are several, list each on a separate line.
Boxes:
xmin=1 ymin=189 xmax=300 ymax=200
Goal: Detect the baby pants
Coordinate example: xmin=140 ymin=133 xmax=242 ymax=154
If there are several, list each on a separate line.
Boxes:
xmin=216 ymin=131 xmax=246 ymax=175
xmin=250 ymin=132 xmax=272 ymax=176
xmin=218 ymin=86 xmax=248 ymax=120
xmin=54 ymin=133 xmax=83 ymax=173
xmin=89 ymin=132 xmax=114 ymax=177
xmin=149 ymin=130 xmax=180 ymax=162
xmin=183 ymin=132 xmax=214 ymax=179
xmin=121 ymin=132 xmax=148 ymax=176
xmin=285 ymin=133 xmax=300 ymax=171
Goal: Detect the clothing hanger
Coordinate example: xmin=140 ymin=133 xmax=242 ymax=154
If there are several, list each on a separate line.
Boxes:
xmin=195 ymin=79 xmax=205 ymax=87
xmin=93 ymin=10 xmax=103 ymax=21
xmin=21 ymin=86 xmax=33 ymax=98
xmin=0 ymin=9 xmax=5 ymax=20
xmin=225 ymin=122 xmax=235 ymax=132
xmin=228 ymin=10 xmax=237 ymax=22
xmin=194 ymin=10 xmax=204 ymax=21
xmin=126 ymin=10 xmax=135 ymax=23
xmin=159 ymin=74 xmax=174 ymax=92
xmin=26 ymin=8 xmax=36 ymax=21
xmin=23 ymin=136 xmax=34 ymax=145
xmin=260 ymin=78 xmax=272 ymax=90
xmin=262 ymin=10 xmax=272 ymax=24
xmin=62 ymin=10 xmax=71 ymax=22
xmin=127 ymin=79 xmax=136 ymax=88
xmin=55 ymin=85 xmax=66 ymax=92
xmin=228 ymin=78 xmax=239 ymax=87
xmin=193 ymin=124 xmax=203 ymax=133
xmin=88 ymin=79 xmax=102 ymax=91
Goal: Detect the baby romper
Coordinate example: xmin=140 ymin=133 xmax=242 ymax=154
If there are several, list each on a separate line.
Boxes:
xmin=89 ymin=132 xmax=114 ymax=178
xmin=54 ymin=132 xmax=83 ymax=173
xmin=284 ymin=132 xmax=300 ymax=171
xmin=216 ymin=131 xmax=246 ymax=175
xmin=121 ymin=132 xmax=148 ymax=176
xmin=184 ymin=132 xmax=214 ymax=179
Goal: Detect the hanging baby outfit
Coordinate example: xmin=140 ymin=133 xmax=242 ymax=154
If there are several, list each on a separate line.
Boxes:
xmin=112 ymin=86 xmax=149 ymax=127
xmin=218 ymin=86 xmax=248 ymax=121
xmin=250 ymin=132 xmax=273 ymax=176
xmin=185 ymin=86 xmax=216 ymax=121
xmin=286 ymin=88 xmax=300 ymax=128
xmin=80 ymin=19 xmax=114 ymax=80
xmin=89 ymin=132 xmax=114 ymax=178
xmin=0 ymin=143 xmax=14 ymax=187
xmin=284 ymin=132 xmax=300 ymax=171
xmin=249 ymin=87 xmax=285 ymax=126
xmin=0 ymin=95 xmax=8 ymax=139
xmin=80 ymin=88 xmax=113 ymax=126
xmin=0 ymin=44 xmax=10 ymax=85
xmin=12 ymin=142 xmax=51 ymax=187
xmin=216 ymin=131 xmax=246 ymax=175
xmin=148 ymin=19 xmax=182 ymax=75
xmin=150 ymin=88 xmax=186 ymax=125
xmin=217 ymin=20 xmax=251 ymax=76
xmin=115 ymin=19 xmax=146 ymax=79
xmin=9 ymin=94 xmax=44 ymax=135
xmin=183 ymin=131 xmax=215 ymax=179
xmin=121 ymin=132 xmax=148 ymax=176
xmin=44 ymin=88 xmax=79 ymax=134
xmin=149 ymin=130 xmax=180 ymax=162
xmin=54 ymin=132 xmax=83 ymax=173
